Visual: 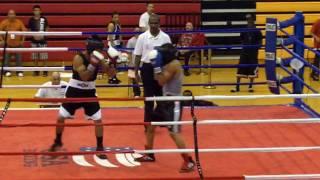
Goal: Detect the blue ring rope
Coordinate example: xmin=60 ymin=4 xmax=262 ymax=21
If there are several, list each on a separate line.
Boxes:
xmin=279 ymin=64 xmax=318 ymax=93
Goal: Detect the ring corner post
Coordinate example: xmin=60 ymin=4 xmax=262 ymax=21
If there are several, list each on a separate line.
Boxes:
xmin=265 ymin=18 xmax=280 ymax=94
xmin=293 ymin=11 xmax=305 ymax=105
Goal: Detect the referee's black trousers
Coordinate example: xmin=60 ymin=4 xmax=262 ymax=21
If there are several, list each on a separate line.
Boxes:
xmin=141 ymin=63 xmax=163 ymax=122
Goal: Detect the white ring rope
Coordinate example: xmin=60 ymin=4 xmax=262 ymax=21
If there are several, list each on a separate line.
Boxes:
xmin=135 ymin=146 xmax=320 ymax=154
xmin=146 ymin=94 xmax=320 ymax=101
xmin=2 ymin=67 xmax=65 ymax=71
xmin=0 ymin=31 xmax=82 ymax=36
xmin=245 ymin=174 xmax=320 ymax=180
xmin=151 ymin=118 xmax=320 ymax=126
xmin=2 ymin=85 xmax=64 ymax=88
xmin=0 ymin=47 xmax=69 ymax=52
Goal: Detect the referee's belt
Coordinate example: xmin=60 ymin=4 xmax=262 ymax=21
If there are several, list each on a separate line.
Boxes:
xmin=69 ymin=79 xmax=96 ymax=90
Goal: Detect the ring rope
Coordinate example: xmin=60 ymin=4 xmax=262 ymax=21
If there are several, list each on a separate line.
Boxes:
xmin=1 ymin=82 xmax=268 ymax=89
xmin=2 ymin=146 xmax=320 ymax=156
xmin=0 ymin=28 xmax=264 ymax=36
xmin=0 ymin=93 xmax=319 ymax=103
xmin=0 ymin=118 xmax=319 ymax=128
xmin=281 ymin=45 xmax=320 ymax=75
xmin=0 ymin=44 xmax=262 ymax=52
xmin=2 ymin=64 xmax=266 ymax=71
xmin=279 ymin=64 xmax=318 ymax=93
xmin=191 ymin=96 xmax=204 ymax=179
xmin=0 ymin=31 xmax=8 ymax=88
xmin=0 ymin=98 xmax=11 ymax=122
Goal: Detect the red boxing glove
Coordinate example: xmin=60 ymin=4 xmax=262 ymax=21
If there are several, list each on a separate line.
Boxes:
xmin=90 ymin=50 xmax=105 ymax=66
xmin=88 ymin=50 xmax=105 ymax=72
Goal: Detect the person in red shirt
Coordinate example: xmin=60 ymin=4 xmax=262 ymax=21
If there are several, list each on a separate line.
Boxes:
xmin=310 ymin=19 xmax=320 ymax=81
xmin=177 ymin=22 xmax=205 ymax=76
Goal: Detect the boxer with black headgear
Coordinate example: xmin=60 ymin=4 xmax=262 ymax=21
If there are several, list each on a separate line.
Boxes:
xmin=154 ymin=43 xmax=178 ymax=66
xmin=49 ymin=35 xmax=116 ymax=160
xmin=135 ymin=43 xmax=195 ymax=173
xmin=86 ymin=34 xmax=104 ymax=54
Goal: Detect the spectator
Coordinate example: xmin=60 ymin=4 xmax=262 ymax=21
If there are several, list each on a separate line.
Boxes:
xmin=139 ymin=3 xmax=154 ymax=32
xmin=0 ymin=9 xmax=27 ymax=77
xmin=35 ymin=72 xmax=67 ymax=108
xmin=310 ymin=18 xmax=320 ymax=81
xmin=126 ymin=27 xmax=141 ymax=97
xmin=177 ymin=22 xmax=205 ymax=76
xmin=28 ymin=5 xmax=49 ymax=77
xmin=35 ymin=72 xmax=68 ymax=99
xmin=106 ymin=12 xmax=121 ymax=84
xmin=230 ymin=14 xmax=262 ymax=93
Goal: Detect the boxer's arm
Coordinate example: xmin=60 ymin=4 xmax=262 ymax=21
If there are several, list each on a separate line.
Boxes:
xmin=155 ymin=60 xmax=180 ymax=86
xmin=100 ymin=61 xmax=116 ymax=78
xmin=73 ymin=54 xmax=95 ymax=81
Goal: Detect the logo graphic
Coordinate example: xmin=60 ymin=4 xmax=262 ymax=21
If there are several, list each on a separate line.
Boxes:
xmin=77 ymin=83 xmax=89 ymax=88
xmin=71 ymin=147 xmax=142 ymax=168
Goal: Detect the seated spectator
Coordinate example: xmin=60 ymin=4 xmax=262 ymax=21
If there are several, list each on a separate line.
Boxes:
xmin=35 ymin=72 xmax=68 ymax=108
xmin=181 ymin=90 xmax=217 ymax=106
xmin=177 ymin=22 xmax=205 ymax=76
xmin=126 ymin=27 xmax=141 ymax=97
xmin=0 ymin=9 xmax=27 ymax=77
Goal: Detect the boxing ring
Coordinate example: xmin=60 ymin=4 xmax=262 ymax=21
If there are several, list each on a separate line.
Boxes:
xmin=1 ymin=12 xmax=320 ymax=179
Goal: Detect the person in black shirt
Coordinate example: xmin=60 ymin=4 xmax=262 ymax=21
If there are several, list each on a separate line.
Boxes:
xmin=28 ymin=5 xmax=49 ymax=76
xmin=231 ymin=14 xmax=262 ymax=93
xmin=49 ymin=35 xmax=116 ymax=159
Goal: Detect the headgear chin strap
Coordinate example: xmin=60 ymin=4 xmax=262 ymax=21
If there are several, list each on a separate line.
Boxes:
xmin=86 ymin=35 xmax=104 ymax=54
xmin=155 ymin=43 xmax=178 ymax=66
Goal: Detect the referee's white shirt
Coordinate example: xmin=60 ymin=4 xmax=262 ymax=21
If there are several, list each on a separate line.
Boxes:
xmin=133 ymin=30 xmax=171 ymax=63
xmin=35 ymin=81 xmax=68 ymax=98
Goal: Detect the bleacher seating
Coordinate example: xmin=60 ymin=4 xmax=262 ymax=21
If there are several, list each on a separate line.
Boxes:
xmin=0 ymin=0 xmax=201 ymax=63
xmin=256 ymin=1 xmax=320 ymax=59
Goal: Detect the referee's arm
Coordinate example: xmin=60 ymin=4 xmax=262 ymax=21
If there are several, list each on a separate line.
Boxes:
xmin=133 ymin=35 xmax=143 ymax=82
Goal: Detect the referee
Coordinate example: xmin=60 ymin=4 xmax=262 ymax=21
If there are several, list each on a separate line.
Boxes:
xmin=133 ymin=14 xmax=171 ymax=140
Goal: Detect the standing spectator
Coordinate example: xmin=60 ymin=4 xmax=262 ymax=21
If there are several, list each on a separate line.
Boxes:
xmin=106 ymin=12 xmax=121 ymax=84
xmin=127 ymin=27 xmax=141 ymax=97
xmin=28 ymin=5 xmax=49 ymax=77
xmin=230 ymin=14 xmax=262 ymax=93
xmin=310 ymin=18 xmax=320 ymax=81
xmin=177 ymin=22 xmax=206 ymax=76
xmin=0 ymin=9 xmax=27 ymax=77
xmin=139 ymin=3 xmax=154 ymax=32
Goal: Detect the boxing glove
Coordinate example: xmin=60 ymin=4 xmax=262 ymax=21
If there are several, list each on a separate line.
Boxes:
xmin=106 ymin=46 xmax=120 ymax=64
xmin=148 ymin=50 xmax=163 ymax=74
xmin=87 ymin=50 xmax=105 ymax=72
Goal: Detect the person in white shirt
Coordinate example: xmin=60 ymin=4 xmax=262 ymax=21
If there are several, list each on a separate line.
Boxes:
xmin=133 ymin=14 xmax=171 ymax=162
xmin=127 ymin=27 xmax=141 ymax=97
xmin=139 ymin=3 xmax=154 ymax=32
xmin=35 ymin=72 xmax=68 ymax=102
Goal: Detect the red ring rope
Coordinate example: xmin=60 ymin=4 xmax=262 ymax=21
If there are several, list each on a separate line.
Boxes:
xmin=0 ymin=122 xmax=150 ymax=127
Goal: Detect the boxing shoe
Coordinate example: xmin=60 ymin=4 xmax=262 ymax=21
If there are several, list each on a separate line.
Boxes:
xmin=179 ymin=156 xmax=195 ymax=173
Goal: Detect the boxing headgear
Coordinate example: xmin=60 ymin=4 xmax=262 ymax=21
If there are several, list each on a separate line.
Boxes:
xmin=155 ymin=43 xmax=178 ymax=66
xmin=86 ymin=35 xmax=104 ymax=54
